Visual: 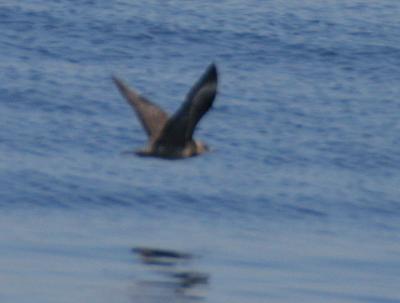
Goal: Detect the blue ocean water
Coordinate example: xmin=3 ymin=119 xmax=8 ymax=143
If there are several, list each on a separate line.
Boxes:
xmin=1 ymin=1 xmax=400 ymax=302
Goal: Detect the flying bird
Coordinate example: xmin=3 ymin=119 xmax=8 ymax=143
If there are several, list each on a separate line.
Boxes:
xmin=112 ymin=63 xmax=218 ymax=159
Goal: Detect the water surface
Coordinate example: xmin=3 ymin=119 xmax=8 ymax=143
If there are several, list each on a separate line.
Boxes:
xmin=1 ymin=1 xmax=400 ymax=302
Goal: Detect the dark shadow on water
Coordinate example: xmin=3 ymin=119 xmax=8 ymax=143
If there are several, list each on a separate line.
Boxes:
xmin=132 ymin=247 xmax=193 ymax=263
xmin=131 ymin=246 xmax=209 ymax=303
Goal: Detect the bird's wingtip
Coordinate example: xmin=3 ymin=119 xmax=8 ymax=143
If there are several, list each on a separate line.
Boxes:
xmin=111 ymin=75 xmax=130 ymax=94
xmin=111 ymin=75 xmax=122 ymax=85
xmin=206 ymin=62 xmax=218 ymax=82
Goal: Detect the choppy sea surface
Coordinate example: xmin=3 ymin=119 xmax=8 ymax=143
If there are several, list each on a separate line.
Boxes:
xmin=1 ymin=1 xmax=400 ymax=302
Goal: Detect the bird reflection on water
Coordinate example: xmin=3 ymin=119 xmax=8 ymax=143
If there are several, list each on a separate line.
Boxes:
xmin=131 ymin=247 xmax=209 ymax=302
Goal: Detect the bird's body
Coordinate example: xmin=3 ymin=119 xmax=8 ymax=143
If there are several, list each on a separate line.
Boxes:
xmin=135 ymin=140 xmax=208 ymax=159
xmin=113 ymin=64 xmax=218 ymax=159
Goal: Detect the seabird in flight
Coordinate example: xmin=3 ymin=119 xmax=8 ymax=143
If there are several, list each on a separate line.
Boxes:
xmin=112 ymin=63 xmax=218 ymax=159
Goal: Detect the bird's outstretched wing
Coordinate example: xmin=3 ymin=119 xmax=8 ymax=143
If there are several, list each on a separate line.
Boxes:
xmin=155 ymin=63 xmax=218 ymax=148
xmin=112 ymin=76 xmax=169 ymax=140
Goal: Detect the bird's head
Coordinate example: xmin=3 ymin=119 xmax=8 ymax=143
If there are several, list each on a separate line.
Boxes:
xmin=194 ymin=140 xmax=209 ymax=154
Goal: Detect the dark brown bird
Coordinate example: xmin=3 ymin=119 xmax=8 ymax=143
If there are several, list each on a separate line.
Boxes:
xmin=112 ymin=63 xmax=218 ymax=159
